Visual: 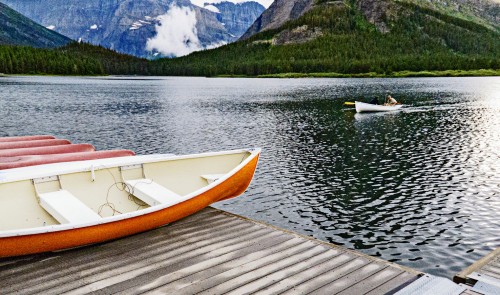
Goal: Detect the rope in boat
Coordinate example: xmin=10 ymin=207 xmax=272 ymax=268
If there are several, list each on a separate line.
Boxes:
xmin=97 ymin=167 xmax=148 ymax=216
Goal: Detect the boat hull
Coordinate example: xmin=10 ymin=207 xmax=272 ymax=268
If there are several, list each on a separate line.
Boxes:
xmin=0 ymin=151 xmax=259 ymax=257
xmin=0 ymin=135 xmax=56 ymax=143
xmin=0 ymin=144 xmax=96 ymax=157
xmin=355 ymin=101 xmax=403 ymax=113
xmin=0 ymin=139 xmax=71 ymax=150
xmin=0 ymin=150 xmax=136 ymax=170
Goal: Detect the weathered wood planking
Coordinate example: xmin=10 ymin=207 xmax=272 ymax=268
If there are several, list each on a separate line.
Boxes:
xmin=458 ymin=285 xmax=485 ymax=295
xmin=0 ymin=207 xmax=421 ymax=294
xmin=454 ymin=247 xmax=500 ymax=284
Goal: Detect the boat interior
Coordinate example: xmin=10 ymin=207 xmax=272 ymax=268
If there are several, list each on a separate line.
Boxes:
xmin=0 ymin=151 xmax=251 ymax=232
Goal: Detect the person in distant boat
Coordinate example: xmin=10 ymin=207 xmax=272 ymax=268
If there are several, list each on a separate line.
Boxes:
xmin=369 ymin=97 xmax=379 ymax=105
xmin=385 ymin=95 xmax=398 ymax=106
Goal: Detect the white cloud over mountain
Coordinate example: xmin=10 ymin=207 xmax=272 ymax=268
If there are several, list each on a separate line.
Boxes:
xmin=146 ymin=5 xmax=202 ymax=57
xmin=190 ymin=0 xmax=273 ymax=9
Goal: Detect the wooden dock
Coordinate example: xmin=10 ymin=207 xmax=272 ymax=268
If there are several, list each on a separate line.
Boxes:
xmin=0 ymin=207 xmax=422 ymax=294
xmin=454 ymin=247 xmax=500 ymax=294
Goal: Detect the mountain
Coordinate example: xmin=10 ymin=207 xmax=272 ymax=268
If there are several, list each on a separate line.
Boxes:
xmin=157 ymin=0 xmax=500 ymax=76
xmin=2 ymin=0 xmax=498 ymax=77
xmin=241 ymin=0 xmax=314 ymax=40
xmin=0 ymin=0 xmax=265 ymax=58
xmin=210 ymin=1 xmax=266 ymax=39
xmin=0 ymin=3 xmax=70 ymax=48
xmin=405 ymin=0 xmax=499 ymax=32
xmin=242 ymin=0 xmax=499 ymax=39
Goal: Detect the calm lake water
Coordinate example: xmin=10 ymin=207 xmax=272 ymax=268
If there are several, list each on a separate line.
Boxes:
xmin=1 ymin=75 xmax=499 ymax=278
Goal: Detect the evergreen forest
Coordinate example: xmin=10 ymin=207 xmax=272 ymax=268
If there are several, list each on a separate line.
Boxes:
xmin=157 ymin=1 xmax=500 ymax=76
xmin=0 ymin=0 xmax=499 ymax=77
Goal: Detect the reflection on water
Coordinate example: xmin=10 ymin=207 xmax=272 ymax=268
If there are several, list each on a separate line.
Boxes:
xmin=0 ymin=76 xmax=499 ymax=277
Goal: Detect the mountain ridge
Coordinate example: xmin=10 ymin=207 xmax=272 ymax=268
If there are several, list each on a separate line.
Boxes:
xmin=1 ymin=0 xmax=498 ymax=77
xmin=241 ymin=0 xmax=314 ymax=40
xmin=242 ymin=0 xmax=500 ymax=40
xmin=158 ymin=0 xmax=500 ymax=76
xmin=0 ymin=2 xmax=70 ymax=48
xmin=0 ymin=0 xmax=265 ymax=58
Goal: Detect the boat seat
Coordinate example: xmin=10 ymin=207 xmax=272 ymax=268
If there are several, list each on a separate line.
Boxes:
xmin=201 ymin=174 xmax=225 ymax=184
xmin=125 ymin=179 xmax=183 ymax=207
xmin=39 ymin=190 xmax=102 ymax=224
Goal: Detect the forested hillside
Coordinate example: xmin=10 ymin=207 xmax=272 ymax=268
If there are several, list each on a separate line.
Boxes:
xmin=156 ymin=0 xmax=500 ymax=76
xmin=0 ymin=43 xmax=156 ymax=75
xmin=1 ymin=0 xmax=498 ymax=76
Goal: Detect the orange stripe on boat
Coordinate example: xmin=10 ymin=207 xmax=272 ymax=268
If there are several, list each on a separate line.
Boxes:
xmin=0 ymin=153 xmax=259 ymax=257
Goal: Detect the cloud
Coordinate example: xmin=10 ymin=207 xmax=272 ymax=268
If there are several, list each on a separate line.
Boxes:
xmin=204 ymin=4 xmax=220 ymax=13
xmin=205 ymin=41 xmax=228 ymax=50
xmin=146 ymin=5 xmax=202 ymax=57
xmin=190 ymin=0 xmax=273 ymax=9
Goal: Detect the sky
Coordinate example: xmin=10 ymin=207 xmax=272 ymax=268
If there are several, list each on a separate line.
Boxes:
xmin=190 ymin=0 xmax=274 ymax=9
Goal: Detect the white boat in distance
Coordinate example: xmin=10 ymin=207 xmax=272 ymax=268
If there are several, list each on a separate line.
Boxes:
xmin=355 ymin=101 xmax=403 ymax=113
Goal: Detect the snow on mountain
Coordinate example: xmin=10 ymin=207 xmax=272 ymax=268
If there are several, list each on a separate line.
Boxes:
xmin=204 ymin=5 xmax=221 ymax=13
xmin=191 ymin=0 xmax=273 ymax=8
xmin=0 ymin=2 xmax=70 ymax=48
xmin=0 ymin=0 xmax=265 ymax=58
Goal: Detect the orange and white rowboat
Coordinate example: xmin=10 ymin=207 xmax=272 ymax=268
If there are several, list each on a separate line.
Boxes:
xmin=0 ymin=148 xmax=260 ymax=257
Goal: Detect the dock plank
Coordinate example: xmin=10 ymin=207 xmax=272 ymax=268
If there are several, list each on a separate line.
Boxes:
xmin=312 ymin=263 xmax=388 ymax=294
xmin=280 ymin=257 xmax=371 ymax=294
xmin=337 ymin=266 xmax=405 ymax=295
xmin=64 ymin=228 xmax=282 ymax=295
xmin=224 ymin=249 xmax=343 ymax=295
xmin=114 ymin=236 xmax=303 ymax=294
xmin=171 ymin=241 xmax=321 ymax=294
xmin=30 ymin=225 xmax=271 ymax=294
xmin=257 ymin=253 xmax=359 ymax=294
xmin=1 ymin=218 xmax=254 ymax=293
xmin=365 ymin=271 xmax=419 ymax=295
xmin=482 ymin=264 xmax=500 ymax=278
xmin=454 ymin=247 xmax=500 ymax=284
xmin=196 ymin=245 xmax=329 ymax=294
xmin=0 ymin=211 xmax=233 ymax=281
xmin=0 ymin=207 xmax=421 ymax=294
xmin=477 ymin=269 xmax=500 ymax=280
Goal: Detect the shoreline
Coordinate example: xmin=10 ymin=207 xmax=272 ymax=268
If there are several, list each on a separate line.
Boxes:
xmin=2 ymin=69 xmax=499 ymax=79
xmin=252 ymin=69 xmax=500 ymax=79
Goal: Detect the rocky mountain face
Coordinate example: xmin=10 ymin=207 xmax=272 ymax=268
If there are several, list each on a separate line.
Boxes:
xmin=0 ymin=0 xmax=264 ymax=58
xmin=355 ymin=0 xmax=500 ymax=35
xmin=0 ymin=3 xmax=70 ymax=48
xmin=212 ymin=2 xmax=266 ymax=39
xmin=241 ymin=0 xmax=500 ymax=40
xmin=406 ymin=0 xmax=499 ymax=31
xmin=240 ymin=0 xmax=314 ymax=39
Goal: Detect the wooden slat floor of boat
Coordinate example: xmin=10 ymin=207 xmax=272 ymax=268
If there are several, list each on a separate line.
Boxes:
xmin=454 ymin=247 xmax=500 ymax=284
xmin=0 ymin=207 xmax=421 ymax=294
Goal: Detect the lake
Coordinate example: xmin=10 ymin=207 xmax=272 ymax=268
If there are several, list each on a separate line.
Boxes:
xmin=0 ymin=75 xmax=499 ymax=278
